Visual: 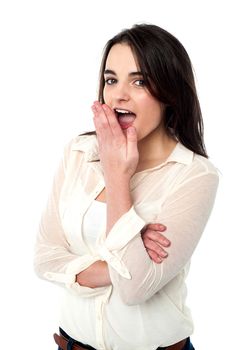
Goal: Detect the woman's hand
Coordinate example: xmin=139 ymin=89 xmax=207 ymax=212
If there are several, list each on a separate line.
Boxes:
xmin=92 ymin=101 xmax=139 ymax=184
xmin=76 ymin=261 xmax=111 ymax=288
xmin=141 ymin=223 xmax=171 ymax=263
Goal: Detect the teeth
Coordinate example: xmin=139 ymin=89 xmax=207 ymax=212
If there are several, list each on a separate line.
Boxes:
xmin=115 ymin=108 xmax=132 ymax=114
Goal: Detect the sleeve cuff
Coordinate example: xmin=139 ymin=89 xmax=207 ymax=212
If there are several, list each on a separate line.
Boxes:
xmin=44 ymin=254 xmax=100 ymax=287
xmin=98 ymin=206 xmax=146 ymax=278
xmin=105 ymin=206 xmax=146 ymax=249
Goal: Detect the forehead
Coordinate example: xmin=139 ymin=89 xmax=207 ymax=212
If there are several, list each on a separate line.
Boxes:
xmin=105 ymin=43 xmax=140 ymax=71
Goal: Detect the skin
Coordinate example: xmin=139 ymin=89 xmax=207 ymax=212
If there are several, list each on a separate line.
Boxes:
xmin=76 ymin=43 xmax=175 ymax=288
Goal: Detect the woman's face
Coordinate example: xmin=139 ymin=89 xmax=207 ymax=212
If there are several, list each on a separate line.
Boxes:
xmin=103 ymin=43 xmax=165 ymax=142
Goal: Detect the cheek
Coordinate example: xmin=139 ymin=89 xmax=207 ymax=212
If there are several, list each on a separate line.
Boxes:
xmin=139 ymin=101 xmax=163 ymax=125
xmin=135 ymin=106 xmax=163 ymax=138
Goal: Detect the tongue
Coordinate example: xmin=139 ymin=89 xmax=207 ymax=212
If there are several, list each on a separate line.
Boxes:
xmin=118 ymin=114 xmax=135 ymax=124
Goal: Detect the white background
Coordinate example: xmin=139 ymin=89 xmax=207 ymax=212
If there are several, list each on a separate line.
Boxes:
xmin=0 ymin=1 xmax=232 ymax=349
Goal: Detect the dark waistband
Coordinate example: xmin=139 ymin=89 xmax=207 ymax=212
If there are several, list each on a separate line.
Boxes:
xmin=59 ymin=328 xmax=96 ymax=350
xmin=57 ymin=327 xmax=189 ymax=350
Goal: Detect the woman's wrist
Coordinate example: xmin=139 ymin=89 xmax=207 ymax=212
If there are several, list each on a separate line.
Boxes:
xmin=105 ymin=180 xmax=132 ymax=234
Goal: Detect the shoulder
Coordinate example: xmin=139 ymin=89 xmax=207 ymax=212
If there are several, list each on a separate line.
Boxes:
xmin=169 ymin=142 xmax=219 ymax=182
xmin=169 ymin=143 xmax=219 ymax=193
xmin=191 ymin=153 xmax=219 ymax=178
xmin=175 ymin=153 xmax=220 ymax=193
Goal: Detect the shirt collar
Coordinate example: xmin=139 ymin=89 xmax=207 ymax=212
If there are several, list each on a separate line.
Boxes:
xmin=166 ymin=142 xmax=194 ymax=165
xmin=71 ymin=135 xmax=194 ymax=165
xmin=71 ymin=134 xmax=100 ymax=162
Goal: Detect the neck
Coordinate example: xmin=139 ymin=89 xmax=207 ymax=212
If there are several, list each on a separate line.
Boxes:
xmin=136 ymin=127 xmax=177 ymax=171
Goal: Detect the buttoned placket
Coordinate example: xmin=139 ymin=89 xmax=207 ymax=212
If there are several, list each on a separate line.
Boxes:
xmin=95 ymin=288 xmax=112 ymax=350
xmin=86 ymin=164 xmax=110 ymax=350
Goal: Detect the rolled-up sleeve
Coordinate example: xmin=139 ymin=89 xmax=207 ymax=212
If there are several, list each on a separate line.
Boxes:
xmin=97 ymin=206 xmax=146 ymax=279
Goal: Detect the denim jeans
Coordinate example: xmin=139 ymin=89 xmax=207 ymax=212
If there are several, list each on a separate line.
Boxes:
xmin=158 ymin=337 xmax=195 ymax=350
xmin=182 ymin=337 xmax=195 ymax=350
xmin=57 ymin=328 xmax=195 ymax=350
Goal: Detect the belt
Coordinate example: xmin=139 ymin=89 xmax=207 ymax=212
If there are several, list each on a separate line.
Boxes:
xmin=54 ymin=333 xmax=91 ymax=350
xmin=54 ymin=332 xmax=188 ymax=350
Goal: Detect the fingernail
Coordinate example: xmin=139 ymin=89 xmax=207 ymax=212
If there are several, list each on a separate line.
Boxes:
xmin=127 ymin=127 xmax=135 ymax=134
xmin=94 ymin=101 xmax=100 ymax=108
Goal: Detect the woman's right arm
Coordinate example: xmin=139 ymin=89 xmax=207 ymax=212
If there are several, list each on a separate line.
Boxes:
xmin=34 ymin=140 xmax=169 ymax=293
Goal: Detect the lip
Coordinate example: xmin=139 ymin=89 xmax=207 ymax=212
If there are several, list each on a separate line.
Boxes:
xmin=119 ymin=122 xmax=134 ymax=130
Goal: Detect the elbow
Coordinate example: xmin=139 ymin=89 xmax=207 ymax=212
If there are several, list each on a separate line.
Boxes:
xmin=33 ymin=253 xmax=46 ymax=280
xmin=33 ymin=260 xmax=43 ymax=280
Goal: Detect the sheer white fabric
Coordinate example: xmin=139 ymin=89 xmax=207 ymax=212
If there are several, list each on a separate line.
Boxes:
xmin=34 ymin=135 xmax=219 ymax=350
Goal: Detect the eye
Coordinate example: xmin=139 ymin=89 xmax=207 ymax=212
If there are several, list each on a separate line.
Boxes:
xmin=105 ymin=78 xmax=117 ymax=85
xmin=134 ymin=79 xmax=145 ymax=87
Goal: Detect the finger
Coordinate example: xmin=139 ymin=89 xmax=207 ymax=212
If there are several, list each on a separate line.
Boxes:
xmin=146 ymin=223 xmax=167 ymax=231
xmin=146 ymin=249 xmax=163 ymax=264
xmin=126 ymin=126 xmax=138 ymax=157
xmin=142 ymin=229 xmax=171 ymax=247
xmin=92 ymin=102 xmax=111 ymax=140
xmin=92 ymin=101 xmax=108 ymax=122
xmin=144 ymin=237 xmax=168 ymax=258
xmin=102 ymin=104 xmax=123 ymax=138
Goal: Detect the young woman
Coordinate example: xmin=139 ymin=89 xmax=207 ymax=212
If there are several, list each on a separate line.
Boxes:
xmin=34 ymin=24 xmax=219 ymax=350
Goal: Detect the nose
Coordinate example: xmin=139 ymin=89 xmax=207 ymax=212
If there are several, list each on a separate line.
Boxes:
xmin=114 ymin=82 xmax=130 ymax=102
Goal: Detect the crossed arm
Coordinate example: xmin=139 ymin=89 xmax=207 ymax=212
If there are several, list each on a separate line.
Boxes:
xmin=76 ymin=223 xmax=170 ymax=288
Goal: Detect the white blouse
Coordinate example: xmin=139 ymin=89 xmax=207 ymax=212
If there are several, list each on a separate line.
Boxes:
xmin=34 ymin=134 xmax=219 ymax=350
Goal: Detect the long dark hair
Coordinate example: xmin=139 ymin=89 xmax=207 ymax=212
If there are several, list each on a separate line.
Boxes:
xmin=95 ymin=23 xmax=207 ymax=158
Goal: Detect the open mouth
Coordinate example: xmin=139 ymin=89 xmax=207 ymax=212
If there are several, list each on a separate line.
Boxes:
xmin=114 ymin=108 xmax=136 ymax=129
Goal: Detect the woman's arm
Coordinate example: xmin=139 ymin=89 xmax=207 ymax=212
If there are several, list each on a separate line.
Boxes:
xmin=92 ymin=102 xmax=139 ymax=233
xmin=73 ymin=102 xmax=137 ymax=289
xmin=75 ymin=223 xmax=170 ymax=288
xmin=76 ymin=260 xmax=111 ymax=288
xmin=91 ymin=102 xmax=173 ymax=289
xmin=108 ymin=172 xmax=219 ymax=305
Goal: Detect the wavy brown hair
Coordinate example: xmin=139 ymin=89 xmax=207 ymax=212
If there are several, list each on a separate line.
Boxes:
xmin=94 ymin=23 xmax=207 ymax=158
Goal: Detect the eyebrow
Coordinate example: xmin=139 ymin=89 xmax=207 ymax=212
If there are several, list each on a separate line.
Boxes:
xmin=104 ymin=69 xmax=143 ymax=77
